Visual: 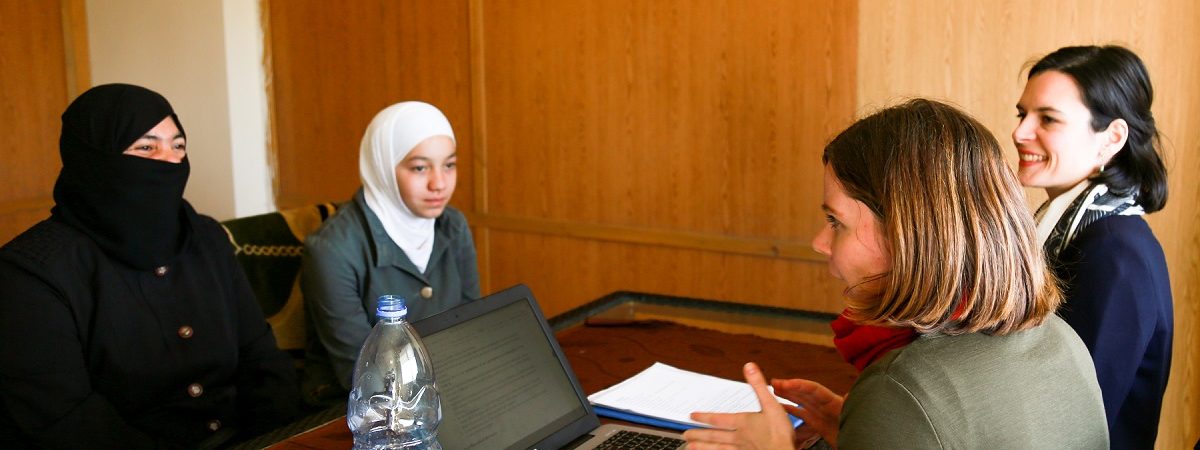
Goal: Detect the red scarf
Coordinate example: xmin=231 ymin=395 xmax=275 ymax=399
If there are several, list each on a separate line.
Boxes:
xmin=831 ymin=310 xmax=918 ymax=372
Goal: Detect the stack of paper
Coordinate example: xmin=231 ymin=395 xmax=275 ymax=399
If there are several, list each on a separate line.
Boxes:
xmin=587 ymin=362 xmax=804 ymax=431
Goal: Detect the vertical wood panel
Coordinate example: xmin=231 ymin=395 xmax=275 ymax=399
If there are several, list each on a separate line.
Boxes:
xmin=0 ymin=1 xmax=71 ymax=244
xmin=60 ymin=0 xmax=90 ymax=98
xmin=858 ymin=1 xmax=1200 ymax=446
xmin=481 ymin=0 xmax=856 ymax=242
xmin=265 ymin=0 xmax=475 ymax=210
xmin=467 ymin=0 xmax=491 ymax=292
xmin=469 ymin=0 xmax=856 ymax=315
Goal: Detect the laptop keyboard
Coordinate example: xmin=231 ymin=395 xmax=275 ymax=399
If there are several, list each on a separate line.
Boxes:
xmin=595 ymin=430 xmax=686 ymax=449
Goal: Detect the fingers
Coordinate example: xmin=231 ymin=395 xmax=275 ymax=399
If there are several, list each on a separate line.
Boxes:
xmin=743 ymin=362 xmax=768 ymax=387
xmin=772 ymin=378 xmax=840 ymax=408
xmin=781 ymin=403 xmax=805 ymax=418
xmin=682 ymin=441 xmax=739 ymax=450
xmin=785 ymin=403 xmax=820 ymax=427
xmin=682 ymin=426 xmax=746 ymax=450
xmin=682 ymin=427 xmax=734 ymax=443
xmin=690 ymin=411 xmax=740 ymax=431
xmin=770 ymin=378 xmax=818 ymax=404
xmin=771 ymin=377 xmax=818 ymax=395
xmin=744 ymin=362 xmax=783 ymax=413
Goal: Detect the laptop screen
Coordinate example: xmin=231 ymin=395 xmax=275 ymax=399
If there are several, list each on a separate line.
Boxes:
xmin=416 ymin=289 xmax=594 ymax=450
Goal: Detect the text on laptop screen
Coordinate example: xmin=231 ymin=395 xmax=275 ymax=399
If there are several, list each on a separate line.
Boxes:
xmin=422 ymin=299 xmax=585 ymax=450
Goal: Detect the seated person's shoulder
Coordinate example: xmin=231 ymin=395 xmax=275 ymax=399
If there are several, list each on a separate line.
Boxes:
xmin=304 ymin=201 xmax=367 ymax=252
xmin=186 ymin=210 xmax=250 ymax=258
xmin=436 ymin=205 xmax=471 ymax=235
xmin=1038 ymin=314 xmax=1079 ymax=340
xmin=847 ymin=318 xmax=1102 ymax=446
xmin=439 ymin=205 xmax=467 ymax=223
xmin=1075 ymin=215 xmax=1161 ymax=255
xmin=190 ymin=211 xmax=228 ymax=238
xmin=862 ymin=319 xmax=1076 ymax=385
xmin=0 ymin=219 xmax=91 ymax=271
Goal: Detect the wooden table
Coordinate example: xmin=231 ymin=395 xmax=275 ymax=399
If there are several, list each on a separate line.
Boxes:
xmin=263 ymin=293 xmax=856 ymax=449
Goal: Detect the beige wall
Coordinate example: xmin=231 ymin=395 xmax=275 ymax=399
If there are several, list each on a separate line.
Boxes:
xmin=85 ymin=0 xmax=274 ymax=220
xmin=857 ymin=1 xmax=1200 ymax=447
xmin=0 ymin=0 xmax=275 ymax=239
xmin=222 ymin=0 xmax=276 ymax=217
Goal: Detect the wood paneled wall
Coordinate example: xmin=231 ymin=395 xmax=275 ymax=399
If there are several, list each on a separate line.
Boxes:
xmin=266 ymin=0 xmax=857 ymax=317
xmin=475 ymin=0 xmax=857 ymax=316
xmin=858 ymin=1 xmax=1200 ymax=447
xmin=267 ymin=0 xmax=1199 ymax=445
xmin=264 ymin=0 xmax=475 ymax=210
xmin=0 ymin=1 xmax=81 ymax=244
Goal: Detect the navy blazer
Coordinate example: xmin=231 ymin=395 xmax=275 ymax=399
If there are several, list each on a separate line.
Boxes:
xmin=1053 ymin=215 xmax=1172 ymax=449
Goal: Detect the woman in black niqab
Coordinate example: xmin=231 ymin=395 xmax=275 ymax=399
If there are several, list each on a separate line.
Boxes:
xmin=53 ymin=83 xmax=190 ymax=269
xmin=0 ymin=84 xmax=298 ymax=448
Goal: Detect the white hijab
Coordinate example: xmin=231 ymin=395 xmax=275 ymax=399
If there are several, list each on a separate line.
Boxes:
xmin=360 ymin=102 xmax=455 ymax=273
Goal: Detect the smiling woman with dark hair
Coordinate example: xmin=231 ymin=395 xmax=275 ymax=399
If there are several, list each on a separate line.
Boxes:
xmin=1014 ymin=45 xmax=1172 ymax=448
xmin=0 ymin=84 xmax=298 ymax=449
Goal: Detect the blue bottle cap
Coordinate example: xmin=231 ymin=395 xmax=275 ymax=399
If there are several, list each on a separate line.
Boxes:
xmin=376 ymin=295 xmax=408 ymax=319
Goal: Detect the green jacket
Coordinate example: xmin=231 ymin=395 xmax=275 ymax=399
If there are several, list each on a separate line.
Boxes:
xmin=838 ymin=315 xmax=1107 ymax=449
xmin=301 ymin=189 xmax=480 ymax=390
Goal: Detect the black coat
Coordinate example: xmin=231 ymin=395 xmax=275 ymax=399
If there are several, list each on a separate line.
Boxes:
xmin=0 ymin=206 xmax=298 ymax=449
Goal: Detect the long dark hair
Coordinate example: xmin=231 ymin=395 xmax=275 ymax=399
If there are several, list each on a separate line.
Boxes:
xmin=1029 ymin=45 xmax=1168 ymax=212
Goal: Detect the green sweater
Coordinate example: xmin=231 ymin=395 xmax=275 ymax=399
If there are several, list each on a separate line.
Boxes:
xmin=838 ymin=315 xmax=1107 ymax=449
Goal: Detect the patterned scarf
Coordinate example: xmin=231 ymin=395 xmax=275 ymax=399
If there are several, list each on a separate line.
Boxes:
xmin=1037 ymin=182 xmax=1144 ymax=260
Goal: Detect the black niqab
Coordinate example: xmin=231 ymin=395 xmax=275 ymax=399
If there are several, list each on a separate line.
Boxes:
xmin=52 ymin=83 xmax=191 ymax=270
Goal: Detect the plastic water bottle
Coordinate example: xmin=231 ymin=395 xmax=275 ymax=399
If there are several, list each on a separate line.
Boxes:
xmin=348 ymin=295 xmax=442 ymax=449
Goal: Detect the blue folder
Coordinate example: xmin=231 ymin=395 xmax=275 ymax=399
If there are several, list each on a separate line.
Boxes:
xmin=592 ymin=404 xmax=804 ymax=431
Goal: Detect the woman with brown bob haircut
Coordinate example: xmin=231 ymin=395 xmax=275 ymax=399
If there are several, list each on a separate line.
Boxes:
xmin=684 ymin=99 xmax=1108 ymax=449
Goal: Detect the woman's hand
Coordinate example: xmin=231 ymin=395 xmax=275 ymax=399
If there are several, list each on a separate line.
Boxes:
xmin=772 ymin=377 xmax=844 ymax=447
xmin=683 ymin=363 xmax=798 ymax=449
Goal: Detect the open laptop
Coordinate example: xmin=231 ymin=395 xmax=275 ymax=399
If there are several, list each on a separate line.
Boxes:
xmin=411 ymin=284 xmax=686 ymax=450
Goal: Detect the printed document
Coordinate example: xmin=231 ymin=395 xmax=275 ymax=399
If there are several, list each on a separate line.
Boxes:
xmin=587 ymin=362 xmax=800 ymax=428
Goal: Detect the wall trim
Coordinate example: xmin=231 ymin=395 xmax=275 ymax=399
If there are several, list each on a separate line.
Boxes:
xmin=465 ymin=212 xmax=824 ymax=262
xmin=468 ymin=0 xmax=492 ymax=290
xmin=61 ymin=0 xmax=91 ymax=97
xmin=259 ymin=0 xmax=282 ymax=210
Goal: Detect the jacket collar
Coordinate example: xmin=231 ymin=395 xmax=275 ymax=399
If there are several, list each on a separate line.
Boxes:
xmin=354 ymin=189 xmax=451 ymax=280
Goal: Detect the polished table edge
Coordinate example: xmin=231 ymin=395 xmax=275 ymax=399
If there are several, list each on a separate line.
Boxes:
xmin=548 ymin=290 xmax=837 ymax=332
xmin=231 ymin=404 xmax=345 ymax=449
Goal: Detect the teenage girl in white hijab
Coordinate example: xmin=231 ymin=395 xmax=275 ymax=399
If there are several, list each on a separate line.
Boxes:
xmin=302 ymin=102 xmax=480 ymax=399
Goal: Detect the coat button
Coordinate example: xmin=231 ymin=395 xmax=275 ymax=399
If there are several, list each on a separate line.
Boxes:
xmin=154 ymin=266 xmax=168 ymax=277
xmin=207 ymin=419 xmax=222 ymax=432
xmin=420 ymin=286 xmax=433 ymax=299
xmin=178 ymin=325 xmax=194 ymax=339
xmin=187 ymin=383 xmax=204 ymax=398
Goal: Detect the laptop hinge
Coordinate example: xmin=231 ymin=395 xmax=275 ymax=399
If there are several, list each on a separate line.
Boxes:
xmin=556 ymin=432 xmax=596 ymax=450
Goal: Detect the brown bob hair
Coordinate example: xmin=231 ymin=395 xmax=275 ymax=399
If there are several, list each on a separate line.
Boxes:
xmin=823 ymin=99 xmax=1061 ymax=335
